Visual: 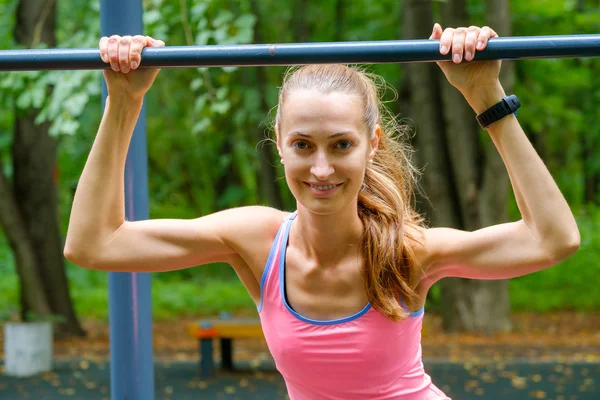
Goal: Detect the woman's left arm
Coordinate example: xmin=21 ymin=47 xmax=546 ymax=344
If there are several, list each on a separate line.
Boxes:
xmin=423 ymin=24 xmax=580 ymax=282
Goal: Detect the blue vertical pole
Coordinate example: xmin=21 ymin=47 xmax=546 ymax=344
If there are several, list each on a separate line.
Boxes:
xmin=100 ymin=1 xmax=155 ymax=399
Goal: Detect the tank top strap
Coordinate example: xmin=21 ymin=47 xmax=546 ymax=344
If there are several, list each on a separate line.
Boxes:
xmin=257 ymin=211 xmax=297 ymax=312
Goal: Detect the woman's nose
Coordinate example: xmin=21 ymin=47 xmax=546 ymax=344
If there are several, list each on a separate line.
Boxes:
xmin=310 ymin=154 xmax=334 ymax=179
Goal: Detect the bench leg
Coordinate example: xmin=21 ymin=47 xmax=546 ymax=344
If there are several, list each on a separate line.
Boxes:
xmin=199 ymin=338 xmax=214 ymax=378
xmin=220 ymin=338 xmax=233 ymax=371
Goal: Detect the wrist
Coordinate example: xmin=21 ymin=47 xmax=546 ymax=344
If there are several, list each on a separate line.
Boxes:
xmin=462 ymin=82 xmax=506 ymax=114
xmin=105 ymin=95 xmax=144 ymax=125
xmin=107 ymin=94 xmax=144 ymax=110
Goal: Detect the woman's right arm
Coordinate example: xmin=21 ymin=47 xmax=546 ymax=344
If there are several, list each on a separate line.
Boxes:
xmin=64 ymin=35 xmax=281 ymax=273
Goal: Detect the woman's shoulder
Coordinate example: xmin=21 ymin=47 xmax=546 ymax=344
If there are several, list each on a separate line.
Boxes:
xmin=216 ymin=206 xmax=291 ymax=280
xmin=218 ymin=205 xmax=290 ymax=237
xmin=216 ymin=205 xmax=291 ymax=253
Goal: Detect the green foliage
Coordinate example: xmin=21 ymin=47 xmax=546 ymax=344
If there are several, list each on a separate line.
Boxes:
xmin=64 ymin=261 xmax=254 ymax=321
xmin=511 ymin=0 xmax=600 ymax=206
xmin=0 ymin=2 xmax=101 ymax=138
xmin=0 ymin=274 xmax=19 ymax=317
xmin=152 ymin=278 xmax=254 ymax=320
xmin=510 ymin=206 xmax=600 ymax=312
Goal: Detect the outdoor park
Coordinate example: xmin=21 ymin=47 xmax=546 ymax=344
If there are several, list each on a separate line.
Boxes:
xmin=0 ymin=0 xmax=599 ymax=399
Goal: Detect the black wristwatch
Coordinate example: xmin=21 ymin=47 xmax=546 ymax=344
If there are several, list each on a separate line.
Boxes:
xmin=476 ymin=94 xmax=520 ymax=129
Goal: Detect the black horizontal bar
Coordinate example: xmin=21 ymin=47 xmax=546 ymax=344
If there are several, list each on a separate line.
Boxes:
xmin=1 ymin=35 xmax=599 ymax=71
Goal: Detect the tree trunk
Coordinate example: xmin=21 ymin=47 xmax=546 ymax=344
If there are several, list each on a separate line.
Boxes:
xmin=11 ymin=0 xmax=84 ymax=336
xmin=402 ymin=0 xmax=460 ymax=228
xmin=249 ymin=0 xmax=284 ymax=209
xmin=403 ymin=0 xmax=514 ymax=333
xmin=438 ymin=0 xmax=514 ymax=333
xmin=0 ymin=161 xmax=52 ymax=317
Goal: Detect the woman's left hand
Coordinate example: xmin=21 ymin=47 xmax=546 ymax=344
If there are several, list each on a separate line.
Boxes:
xmin=430 ymin=23 xmax=502 ymax=96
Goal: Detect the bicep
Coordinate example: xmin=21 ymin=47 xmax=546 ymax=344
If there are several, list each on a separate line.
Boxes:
xmin=424 ymin=220 xmax=556 ymax=282
xmin=74 ymin=206 xmax=279 ymax=273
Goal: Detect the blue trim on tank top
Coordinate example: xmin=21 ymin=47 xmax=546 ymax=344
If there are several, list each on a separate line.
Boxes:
xmin=275 ymin=211 xmax=424 ymax=323
xmin=279 ymin=212 xmax=372 ymax=325
xmin=257 ymin=221 xmax=285 ymax=313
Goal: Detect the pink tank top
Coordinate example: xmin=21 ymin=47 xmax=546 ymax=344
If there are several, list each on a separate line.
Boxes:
xmin=258 ymin=212 xmax=451 ymax=400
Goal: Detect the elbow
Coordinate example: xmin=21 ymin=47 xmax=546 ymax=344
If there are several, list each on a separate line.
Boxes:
xmin=546 ymin=230 xmax=581 ymax=264
xmin=63 ymin=246 xmax=99 ymax=270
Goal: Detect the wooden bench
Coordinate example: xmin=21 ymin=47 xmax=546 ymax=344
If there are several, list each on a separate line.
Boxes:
xmin=188 ymin=317 xmax=263 ymax=378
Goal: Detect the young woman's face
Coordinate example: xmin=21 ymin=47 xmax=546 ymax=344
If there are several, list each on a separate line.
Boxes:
xmin=277 ymin=89 xmax=379 ymax=215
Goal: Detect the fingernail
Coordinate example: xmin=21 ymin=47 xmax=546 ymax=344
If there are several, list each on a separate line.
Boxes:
xmin=453 ymin=54 xmax=461 ymax=63
xmin=131 ymin=61 xmax=138 ymax=69
xmin=441 ymin=45 xmax=448 ymax=54
xmin=478 ymin=41 xmax=484 ymax=49
xmin=112 ymin=63 xmax=119 ymax=71
xmin=466 ymin=51 xmax=472 ymax=60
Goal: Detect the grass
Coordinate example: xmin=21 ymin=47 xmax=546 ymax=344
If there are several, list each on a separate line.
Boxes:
xmin=509 ymin=206 xmax=600 ymax=312
xmin=0 ymin=208 xmax=599 ymax=321
xmin=66 ymin=270 xmax=255 ymax=321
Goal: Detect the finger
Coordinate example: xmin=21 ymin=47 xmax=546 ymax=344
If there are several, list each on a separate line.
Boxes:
xmin=439 ymin=27 xmax=454 ymax=55
xmin=465 ymin=26 xmax=480 ymax=61
xmin=99 ymin=37 xmax=110 ymax=63
xmin=129 ymin=35 xmax=146 ymax=70
xmin=477 ymin=26 xmax=498 ymax=50
xmin=429 ymin=23 xmax=443 ymax=40
xmin=147 ymin=37 xmax=165 ymax=47
xmin=118 ymin=36 xmax=132 ymax=73
xmin=452 ymin=27 xmax=467 ymax=64
xmin=107 ymin=35 xmax=121 ymax=71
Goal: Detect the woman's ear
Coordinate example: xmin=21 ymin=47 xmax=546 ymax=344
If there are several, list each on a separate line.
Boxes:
xmin=368 ymin=124 xmax=381 ymax=159
xmin=275 ymin=128 xmax=283 ymax=159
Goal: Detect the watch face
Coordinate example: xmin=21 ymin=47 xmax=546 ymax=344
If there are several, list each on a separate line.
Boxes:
xmin=506 ymin=95 xmax=521 ymax=112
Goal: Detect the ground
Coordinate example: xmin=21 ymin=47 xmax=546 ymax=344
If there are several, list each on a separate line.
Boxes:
xmin=1 ymin=312 xmax=599 ymax=399
xmin=47 ymin=311 xmax=600 ymax=363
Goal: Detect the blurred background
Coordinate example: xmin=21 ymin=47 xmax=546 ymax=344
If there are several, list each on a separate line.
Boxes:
xmin=0 ymin=0 xmax=599 ymax=398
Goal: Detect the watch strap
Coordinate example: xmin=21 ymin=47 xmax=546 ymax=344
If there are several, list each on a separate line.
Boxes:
xmin=476 ymin=94 xmax=520 ymax=129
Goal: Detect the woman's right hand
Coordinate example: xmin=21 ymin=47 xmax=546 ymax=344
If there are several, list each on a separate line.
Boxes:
xmin=99 ymin=35 xmax=165 ymax=101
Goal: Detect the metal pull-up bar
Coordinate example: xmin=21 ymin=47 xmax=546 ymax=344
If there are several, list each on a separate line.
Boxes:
xmin=1 ymin=34 xmax=599 ymax=71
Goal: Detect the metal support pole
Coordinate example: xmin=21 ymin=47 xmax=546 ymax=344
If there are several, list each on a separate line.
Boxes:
xmin=1 ymin=35 xmax=599 ymax=71
xmin=221 ymin=338 xmax=233 ymax=371
xmin=101 ymin=0 xmax=154 ymax=399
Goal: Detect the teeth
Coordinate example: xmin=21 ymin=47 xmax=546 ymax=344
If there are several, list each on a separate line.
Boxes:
xmin=311 ymin=184 xmax=337 ymax=190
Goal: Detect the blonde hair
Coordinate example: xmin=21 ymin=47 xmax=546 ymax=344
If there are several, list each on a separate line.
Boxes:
xmin=275 ymin=64 xmax=425 ymax=322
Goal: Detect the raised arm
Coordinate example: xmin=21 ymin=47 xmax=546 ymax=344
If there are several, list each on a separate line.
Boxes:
xmin=64 ymin=35 xmax=164 ymax=266
xmin=63 ymin=35 xmax=283 ymax=273
xmin=420 ymin=24 xmax=579 ymax=283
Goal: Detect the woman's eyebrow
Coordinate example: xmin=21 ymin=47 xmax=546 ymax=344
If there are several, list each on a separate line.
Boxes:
xmin=288 ymin=131 xmax=356 ymax=138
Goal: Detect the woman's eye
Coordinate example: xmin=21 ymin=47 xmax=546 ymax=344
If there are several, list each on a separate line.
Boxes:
xmin=292 ymin=140 xmax=352 ymax=150
xmin=337 ymin=140 xmax=353 ymax=149
xmin=292 ymin=141 xmax=309 ymax=150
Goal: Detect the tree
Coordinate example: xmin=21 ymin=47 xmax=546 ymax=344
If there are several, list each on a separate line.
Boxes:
xmin=403 ymin=0 xmax=514 ymax=333
xmin=0 ymin=0 xmax=84 ymax=336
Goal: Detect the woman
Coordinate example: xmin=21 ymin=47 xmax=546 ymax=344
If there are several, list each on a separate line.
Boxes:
xmin=65 ymin=23 xmax=580 ymax=399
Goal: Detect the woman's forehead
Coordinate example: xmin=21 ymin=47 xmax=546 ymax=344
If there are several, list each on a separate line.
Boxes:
xmin=281 ymin=90 xmax=365 ymax=133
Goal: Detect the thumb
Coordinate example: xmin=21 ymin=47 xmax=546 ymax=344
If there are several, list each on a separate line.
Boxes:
xmin=429 ymin=23 xmax=442 ymax=40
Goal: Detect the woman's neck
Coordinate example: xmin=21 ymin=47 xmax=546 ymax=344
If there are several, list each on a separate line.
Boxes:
xmin=291 ymin=204 xmax=364 ymax=267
